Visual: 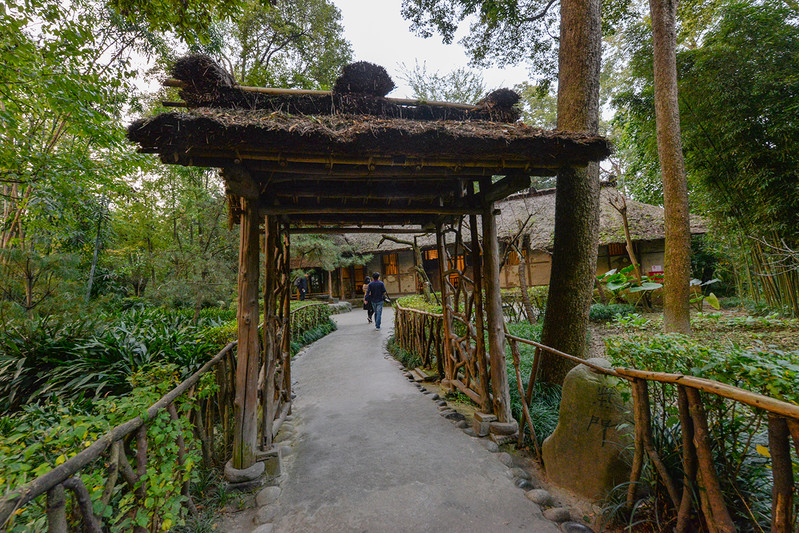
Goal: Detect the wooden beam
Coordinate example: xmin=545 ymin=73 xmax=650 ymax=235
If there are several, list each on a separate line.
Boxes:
xmin=163 ymin=78 xmax=479 ymax=110
xmin=481 ymin=174 xmax=533 ymax=204
xmin=156 ymin=148 xmax=544 ymax=171
xmin=261 ymin=205 xmax=481 ymax=216
xmin=289 ymin=227 xmax=433 ymax=234
xmin=482 ymin=198 xmax=514 ymax=424
xmin=232 ymin=197 xmax=260 ymax=471
xmin=264 ymin=181 xmax=460 ymax=200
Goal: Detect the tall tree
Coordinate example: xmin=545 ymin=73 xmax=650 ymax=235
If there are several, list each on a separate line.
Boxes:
xmin=650 ymin=0 xmax=691 ymax=333
xmin=398 ymin=61 xmax=487 ymax=103
xmin=402 ymin=0 xmax=604 ymax=383
xmin=219 ymin=0 xmax=352 ymax=89
xmin=537 ymin=0 xmax=603 ymax=383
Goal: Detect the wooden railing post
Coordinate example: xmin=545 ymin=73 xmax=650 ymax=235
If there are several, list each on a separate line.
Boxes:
xmin=768 ymin=415 xmax=793 ymax=533
xmin=436 ymin=224 xmax=454 ymax=390
xmin=676 ymin=385 xmax=698 ymax=533
xmin=469 ymin=209 xmax=490 ymax=411
xmin=45 ymin=484 xmax=67 ymax=533
xmin=481 ymin=200 xmax=513 ymax=424
xmin=685 ymin=387 xmax=736 ymax=533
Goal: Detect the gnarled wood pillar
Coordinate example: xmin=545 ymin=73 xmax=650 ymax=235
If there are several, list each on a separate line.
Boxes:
xmin=481 ymin=202 xmax=514 ymax=424
xmin=436 ymin=224 xmax=454 ymax=391
xmin=232 ymin=195 xmax=261 ymax=471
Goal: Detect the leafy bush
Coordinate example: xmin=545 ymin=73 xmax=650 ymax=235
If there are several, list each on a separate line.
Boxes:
xmin=606 ymin=334 xmax=799 ymax=529
xmin=589 ymin=303 xmax=636 ymax=322
xmin=0 ymin=309 xmax=225 ymax=413
xmin=0 ymin=364 xmax=208 ymax=532
xmin=505 ymin=321 xmax=560 ymax=446
xmin=387 ymin=336 xmax=422 ymax=369
xmin=290 ymin=319 xmax=337 ymax=356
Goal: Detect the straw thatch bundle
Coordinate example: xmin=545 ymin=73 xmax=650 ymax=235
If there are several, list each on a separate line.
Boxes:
xmin=165 ymin=55 xmax=523 ymax=123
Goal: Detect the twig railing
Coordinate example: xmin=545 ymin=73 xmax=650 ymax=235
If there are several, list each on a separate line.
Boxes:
xmin=393 ymin=302 xmax=444 ymax=376
xmin=0 ymin=341 xmax=237 ymax=532
xmin=0 ymin=302 xmax=334 ymax=532
xmin=505 ymin=332 xmax=799 ymax=533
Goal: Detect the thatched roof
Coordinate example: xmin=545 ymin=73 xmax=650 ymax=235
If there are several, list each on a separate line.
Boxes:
xmin=126 ymin=55 xmax=613 ymax=228
xmin=341 ymin=187 xmax=707 ymax=253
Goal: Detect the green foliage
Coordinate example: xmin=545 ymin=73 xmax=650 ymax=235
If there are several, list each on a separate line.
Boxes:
xmin=589 ymin=303 xmax=636 ymax=322
xmin=605 ymin=333 xmax=798 ymax=528
xmin=398 ymin=60 xmax=487 ymax=103
xmin=0 ymin=309 xmax=228 ymax=413
xmin=505 ymin=322 xmax=560 ymax=446
xmin=220 ymin=0 xmax=352 ymax=89
xmin=387 ymin=337 xmax=423 ymax=370
xmin=0 ymin=364 xmax=204 ymax=532
xmin=397 ymin=294 xmax=444 ymax=314
xmin=290 ymin=319 xmax=337 ymax=356
xmin=596 ymin=265 xmax=662 ymax=307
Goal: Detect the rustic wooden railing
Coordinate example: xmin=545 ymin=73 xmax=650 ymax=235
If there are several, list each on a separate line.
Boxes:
xmin=393 ymin=302 xmax=444 ymax=377
xmin=505 ymin=332 xmax=799 ymax=533
xmin=395 ymin=302 xmax=798 ymax=530
xmin=0 ymin=302 xmax=333 ymax=532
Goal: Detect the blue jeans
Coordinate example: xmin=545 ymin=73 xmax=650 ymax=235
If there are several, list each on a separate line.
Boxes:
xmin=371 ymin=301 xmax=384 ymax=329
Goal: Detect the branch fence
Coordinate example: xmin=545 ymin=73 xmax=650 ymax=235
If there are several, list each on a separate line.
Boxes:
xmin=0 ymin=302 xmax=331 ymax=532
xmin=394 ymin=302 xmax=799 ymax=532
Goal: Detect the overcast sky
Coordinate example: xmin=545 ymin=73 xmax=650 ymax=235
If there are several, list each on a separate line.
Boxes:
xmin=331 ymin=0 xmax=531 ymax=98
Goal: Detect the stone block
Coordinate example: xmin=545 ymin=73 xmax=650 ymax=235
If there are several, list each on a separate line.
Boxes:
xmin=541 ymin=358 xmax=633 ymax=501
xmin=489 ymin=421 xmax=519 ymax=435
xmin=543 ymin=507 xmax=571 ymax=523
xmin=472 ymin=411 xmax=497 ymax=437
xmin=224 ymin=459 xmax=265 ymax=483
xmin=525 ymin=489 xmax=554 ymax=506
xmin=255 ymin=486 xmax=281 ymax=507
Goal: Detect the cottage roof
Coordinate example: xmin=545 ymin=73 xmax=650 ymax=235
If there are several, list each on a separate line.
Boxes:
xmin=126 ymin=56 xmax=612 ymax=228
xmin=341 ymin=187 xmax=707 ymax=253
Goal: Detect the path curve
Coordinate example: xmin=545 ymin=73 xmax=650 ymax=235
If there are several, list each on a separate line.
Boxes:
xmin=267 ymin=307 xmax=558 ymax=532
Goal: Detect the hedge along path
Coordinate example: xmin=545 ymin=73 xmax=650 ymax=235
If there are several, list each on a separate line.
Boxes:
xmin=0 ymin=303 xmax=332 ymax=532
xmin=394 ymin=304 xmax=799 ymax=532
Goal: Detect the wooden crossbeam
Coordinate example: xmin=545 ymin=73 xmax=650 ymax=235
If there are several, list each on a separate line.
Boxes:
xmin=288 ymin=227 xmax=432 ymax=234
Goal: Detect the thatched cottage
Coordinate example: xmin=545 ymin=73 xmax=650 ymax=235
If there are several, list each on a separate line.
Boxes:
xmin=293 ymin=185 xmax=706 ymax=299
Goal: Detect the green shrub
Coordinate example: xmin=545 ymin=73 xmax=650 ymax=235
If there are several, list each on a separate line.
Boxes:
xmin=589 ymin=303 xmax=636 ymax=322
xmin=387 ymin=336 xmax=422 ymax=369
xmin=290 ymin=319 xmax=336 ymax=356
xmin=0 ymin=363 xmax=210 ymax=532
xmin=606 ymin=334 xmax=799 ymax=529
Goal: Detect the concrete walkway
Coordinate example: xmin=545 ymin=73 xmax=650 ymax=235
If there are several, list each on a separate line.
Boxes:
xmin=263 ymin=307 xmax=559 ymax=533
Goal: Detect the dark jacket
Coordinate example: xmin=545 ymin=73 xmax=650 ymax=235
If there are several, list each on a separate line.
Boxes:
xmin=365 ymin=280 xmax=388 ymax=303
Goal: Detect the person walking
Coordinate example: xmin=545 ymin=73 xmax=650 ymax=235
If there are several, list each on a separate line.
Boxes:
xmin=364 ymin=272 xmax=390 ymax=330
xmin=295 ymin=272 xmax=309 ymax=301
xmin=362 ymin=277 xmax=374 ymax=323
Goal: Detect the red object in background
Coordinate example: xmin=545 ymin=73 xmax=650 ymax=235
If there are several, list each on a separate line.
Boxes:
xmin=647 ymin=266 xmax=664 ymax=283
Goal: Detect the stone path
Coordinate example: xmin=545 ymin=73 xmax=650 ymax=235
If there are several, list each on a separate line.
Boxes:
xmin=229 ymin=307 xmax=561 ymax=533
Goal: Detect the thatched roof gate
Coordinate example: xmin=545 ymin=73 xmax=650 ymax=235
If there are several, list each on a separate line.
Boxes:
xmin=127 ymin=55 xmax=611 ymax=482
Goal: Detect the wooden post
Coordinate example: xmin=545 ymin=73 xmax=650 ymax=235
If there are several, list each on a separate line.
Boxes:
xmin=282 ymin=230 xmax=292 ymax=407
xmin=233 ymin=197 xmax=260 ymax=470
xmin=469 ymin=211 xmax=490 ymax=412
xmin=262 ymin=216 xmax=278 ymax=450
xmin=436 ymin=225 xmax=454 ymax=389
xmin=46 ymin=484 xmax=67 ymax=533
xmin=482 ymin=202 xmax=514 ymax=423
xmin=685 ymin=387 xmax=736 ymax=533
xmin=768 ymin=415 xmax=793 ymax=533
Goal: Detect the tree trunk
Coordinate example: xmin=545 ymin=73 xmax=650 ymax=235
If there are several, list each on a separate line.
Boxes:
xmin=85 ymin=196 xmax=106 ymax=304
xmin=650 ymin=0 xmax=692 ymax=334
xmin=538 ymin=0 xmax=602 ymax=384
xmin=327 ymin=269 xmax=333 ymax=299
